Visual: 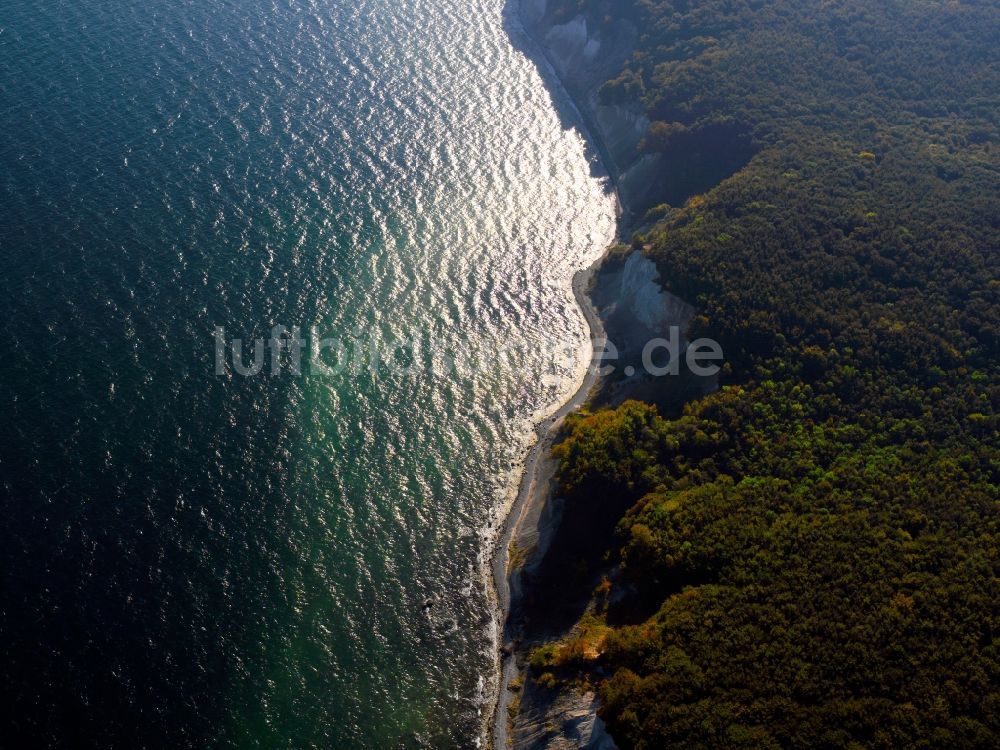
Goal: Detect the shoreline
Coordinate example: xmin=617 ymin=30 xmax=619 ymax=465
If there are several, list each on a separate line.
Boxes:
xmin=487 ymin=2 xmax=627 ymax=747
xmin=489 ymin=242 xmax=614 ymax=750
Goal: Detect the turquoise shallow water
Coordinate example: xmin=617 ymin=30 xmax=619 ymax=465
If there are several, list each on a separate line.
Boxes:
xmin=0 ymin=0 xmax=614 ymax=746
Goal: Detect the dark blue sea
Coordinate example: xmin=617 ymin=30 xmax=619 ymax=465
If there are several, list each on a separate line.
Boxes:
xmin=0 ymin=0 xmax=614 ymax=746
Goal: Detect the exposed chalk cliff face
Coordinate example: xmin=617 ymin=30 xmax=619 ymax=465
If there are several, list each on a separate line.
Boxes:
xmin=512 ymin=681 xmax=617 ymax=750
xmin=591 ymin=249 xmax=698 ymax=389
xmin=536 ymin=13 xmax=628 ymax=86
xmin=502 ymin=5 xmax=644 ymax=750
xmin=615 ymin=153 xmax=666 ymax=222
xmin=517 ymin=2 xmax=653 ymax=222
xmin=540 ymin=15 xmax=610 ymax=81
xmin=501 ymin=5 xmax=699 ymax=749
xmin=592 ymin=102 xmax=649 ymax=169
xmin=518 ymin=2 xmax=757 ymax=221
xmin=615 ymin=250 xmax=695 ymax=334
xmin=499 ymin=250 xmax=692 ymax=749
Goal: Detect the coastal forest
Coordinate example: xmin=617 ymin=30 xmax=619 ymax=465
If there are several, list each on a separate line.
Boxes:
xmin=524 ymin=0 xmax=1000 ymax=747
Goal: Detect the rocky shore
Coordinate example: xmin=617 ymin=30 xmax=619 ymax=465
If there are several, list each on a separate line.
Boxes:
xmin=490 ymin=4 xmax=704 ymax=747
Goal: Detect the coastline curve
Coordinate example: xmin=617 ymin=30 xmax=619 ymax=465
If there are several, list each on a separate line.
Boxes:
xmin=487 ymin=1 xmax=624 ymax=747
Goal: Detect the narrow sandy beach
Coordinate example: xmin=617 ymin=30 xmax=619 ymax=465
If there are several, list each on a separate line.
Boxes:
xmin=486 ymin=4 xmax=625 ymax=747
xmin=489 ymin=242 xmax=614 ymax=749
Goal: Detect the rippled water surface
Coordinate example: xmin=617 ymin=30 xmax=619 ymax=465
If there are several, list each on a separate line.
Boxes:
xmin=0 ymin=0 xmax=614 ymax=746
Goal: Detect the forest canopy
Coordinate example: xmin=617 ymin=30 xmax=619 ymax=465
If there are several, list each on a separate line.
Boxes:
xmin=529 ymin=1 xmax=1000 ymax=747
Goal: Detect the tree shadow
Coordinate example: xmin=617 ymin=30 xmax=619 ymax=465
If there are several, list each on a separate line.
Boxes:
xmin=512 ymin=480 xmax=631 ymax=641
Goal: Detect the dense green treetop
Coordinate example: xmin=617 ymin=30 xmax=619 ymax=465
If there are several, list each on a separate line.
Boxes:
xmin=529 ymin=1 xmax=1000 ymax=747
